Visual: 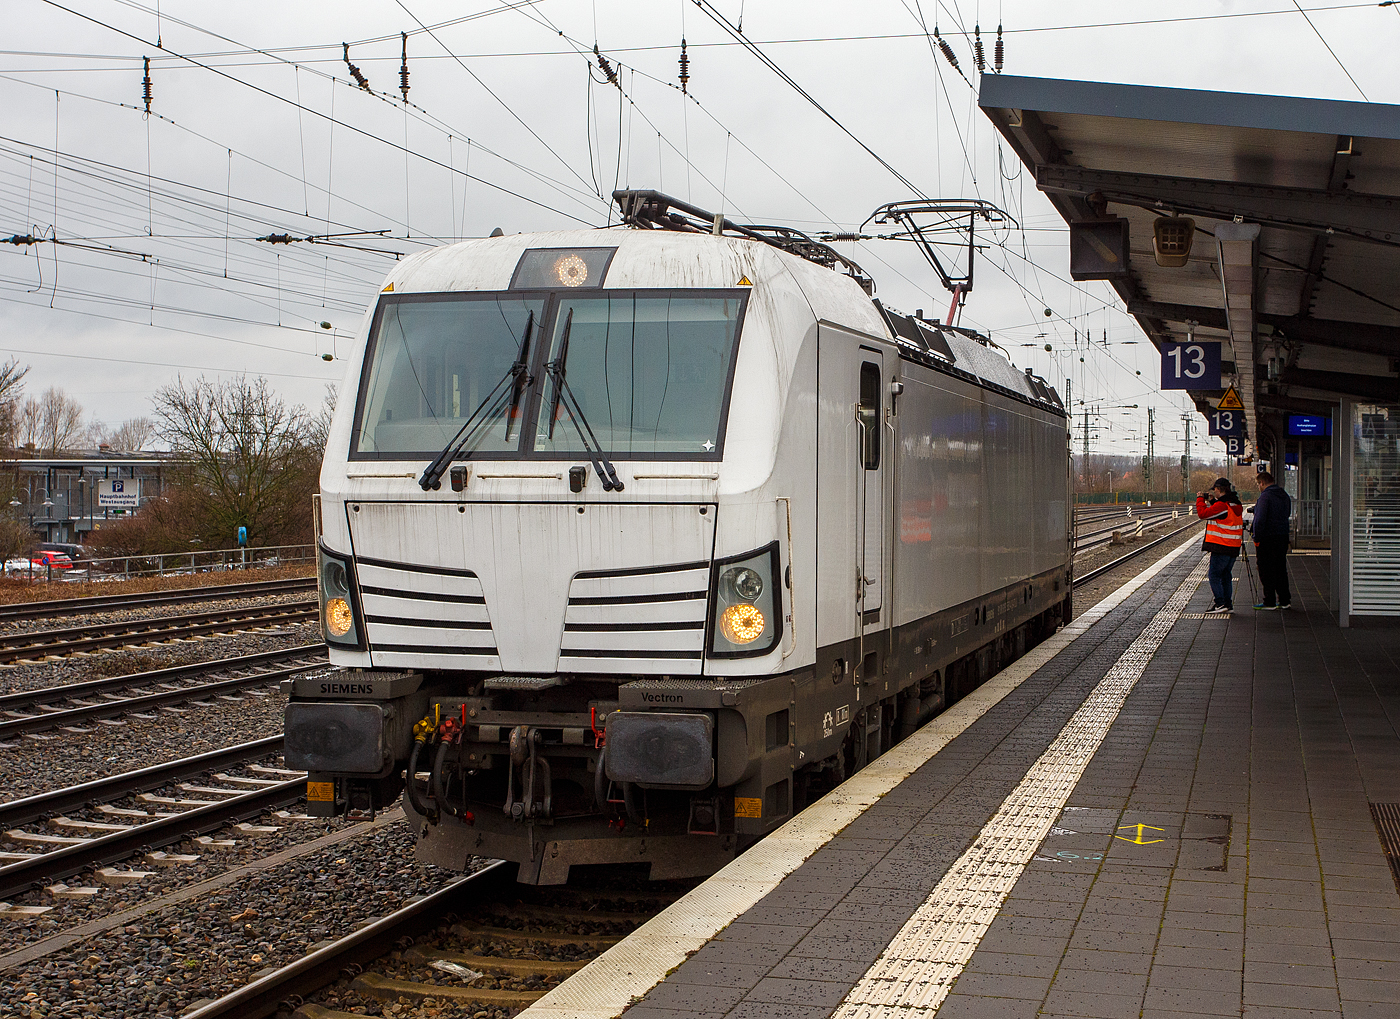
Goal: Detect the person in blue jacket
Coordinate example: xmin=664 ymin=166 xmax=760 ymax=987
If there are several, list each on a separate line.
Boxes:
xmin=1251 ymin=471 xmax=1292 ymax=609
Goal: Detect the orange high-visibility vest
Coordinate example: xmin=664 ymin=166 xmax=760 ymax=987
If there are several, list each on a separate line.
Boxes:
xmin=1200 ymin=500 xmax=1243 ymax=548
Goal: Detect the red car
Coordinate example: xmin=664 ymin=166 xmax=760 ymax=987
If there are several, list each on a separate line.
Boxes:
xmin=30 ymin=551 xmax=73 ymax=570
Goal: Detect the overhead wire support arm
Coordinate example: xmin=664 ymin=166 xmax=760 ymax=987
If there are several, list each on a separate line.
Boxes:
xmin=860 ymin=199 xmax=1018 ymax=296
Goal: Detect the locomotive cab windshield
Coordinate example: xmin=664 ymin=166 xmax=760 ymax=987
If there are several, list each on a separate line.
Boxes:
xmin=350 ymin=287 xmax=747 ymax=463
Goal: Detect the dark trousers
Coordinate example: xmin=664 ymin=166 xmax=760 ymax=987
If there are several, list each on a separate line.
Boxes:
xmin=1255 ymin=537 xmax=1292 ymax=607
xmin=1208 ymin=551 xmax=1238 ymax=608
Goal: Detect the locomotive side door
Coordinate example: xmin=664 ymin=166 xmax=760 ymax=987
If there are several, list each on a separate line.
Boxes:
xmin=857 ymin=355 xmax=886 ymax=628
xmin=815 ymin=332 xmax=894 ymax=691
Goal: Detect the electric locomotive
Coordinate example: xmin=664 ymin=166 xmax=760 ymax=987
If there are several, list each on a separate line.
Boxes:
xmin=289 ymin=191 xmax=1071 ymax=883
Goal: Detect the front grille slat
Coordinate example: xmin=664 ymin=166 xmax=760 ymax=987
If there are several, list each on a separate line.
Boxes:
xmin=356 ymin=558 xmax=499 ymax=665
xmin=561 ymin=560 xmax=710 ymax=674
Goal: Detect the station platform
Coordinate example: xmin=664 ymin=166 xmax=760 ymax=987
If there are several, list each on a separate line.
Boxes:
xmin=522 ymin=537 xmax=1400 ymax=1019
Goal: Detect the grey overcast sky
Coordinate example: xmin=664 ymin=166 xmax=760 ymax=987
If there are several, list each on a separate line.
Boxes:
xmin=2 ymin=1 xmax=1396 ymax=456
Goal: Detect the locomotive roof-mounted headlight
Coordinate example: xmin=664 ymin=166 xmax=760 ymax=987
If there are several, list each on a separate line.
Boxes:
xmin=510 ymin=247 xmax=616 ymax=290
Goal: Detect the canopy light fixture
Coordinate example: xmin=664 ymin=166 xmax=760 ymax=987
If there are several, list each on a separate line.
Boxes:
xmin=1153 ymin=216 xmax=1196 ymax=267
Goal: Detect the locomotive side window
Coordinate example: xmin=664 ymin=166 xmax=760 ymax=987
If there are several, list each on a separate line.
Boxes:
xmin=534 ymin=294 xmax=743 ymax=457
xmin=353 ymin=295 xmax=545 ymax=457
xmin=859 ymin=362 xmax=881 ymax=469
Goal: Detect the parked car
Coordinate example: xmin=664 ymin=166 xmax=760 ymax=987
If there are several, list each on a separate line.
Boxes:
xmin=38 ymin=542 xmax=89 ymax=563
xmin=31 ymin=550 xmax=74 ymax=570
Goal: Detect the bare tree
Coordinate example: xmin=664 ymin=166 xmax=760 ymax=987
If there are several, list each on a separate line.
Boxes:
xmin=82 ymin=418 xmax=112 ymax=449
xmin=153 ymin=375 xmax=314 ymax=545
xmin=37 ymin=387 xmax=84 ymax=453
xmin=0 ymin=360 xmax=29 ymax=452
xmin=17 ymin=397 xmax=40 ymax=451
xmin=0 ymin=518 xmax=34 ymax=563
xmin=110 ymin=416 xmax=156 ymax=451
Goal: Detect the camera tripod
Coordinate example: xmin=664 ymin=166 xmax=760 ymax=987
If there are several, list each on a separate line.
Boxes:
xmin=1237 ymin=538 xmax=1259 ymax=607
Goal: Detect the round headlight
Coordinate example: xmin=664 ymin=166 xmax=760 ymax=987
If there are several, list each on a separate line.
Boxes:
xmin=719 ymin=603 xmax=765 ymax=644
xmin=322 ymin=560 xmax=348 ymax=594
xmin=325 ymin=597 xmax=354 ymax=637
xmin=554 ymin=253 xmax=588 ymax=287
xmin=722 ymin=566 xmax=764 ymax=601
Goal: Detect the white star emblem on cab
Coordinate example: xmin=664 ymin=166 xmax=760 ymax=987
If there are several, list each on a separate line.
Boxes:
xmin=702 ymin=440 xmax=715 ymax=451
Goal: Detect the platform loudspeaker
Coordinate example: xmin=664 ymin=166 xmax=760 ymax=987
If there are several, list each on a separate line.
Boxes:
xmin=1152 ymin=216 xmax=1196 ymax=267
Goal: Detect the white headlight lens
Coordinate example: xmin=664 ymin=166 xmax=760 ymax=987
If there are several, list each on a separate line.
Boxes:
xmin=554 ymin=253 xmax=589 ymax=287
xmin=723 ymin=566 xmax=764 ymax=601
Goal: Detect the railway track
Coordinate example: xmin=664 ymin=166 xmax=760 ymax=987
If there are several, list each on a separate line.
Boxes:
xmin=185 ymin=862 xmax=690 ymax=1019
xmin=0 ymin=576 xmax=315 ymax=623
xmin=0 ymin=601 xmax=317 ymax=665
xmin=0 ymin=736 xmax=306 ymax=901
xmin=0 ymin=645 xmax=327 ymax=740
xmin=1074 ymin=508 xmax=1184 ymax=553
xmin=1074 ymin=520 xmax=1201 ymax=588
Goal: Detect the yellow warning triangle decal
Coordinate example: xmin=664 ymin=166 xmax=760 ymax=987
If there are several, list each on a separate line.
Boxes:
xmin=382 ymin=282 xmax=395 ymax=292
xmin=1218 ymin=386 xmax=1244 ymax=410
xmin=736 ymin=275 xmax=753 ymax=287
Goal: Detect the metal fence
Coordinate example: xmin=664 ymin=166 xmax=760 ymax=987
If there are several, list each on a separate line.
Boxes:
xmin=1295 ymin=499 xmax=1329 ymax=540
xmin=8 ymin=543 xmax=315 ymax=583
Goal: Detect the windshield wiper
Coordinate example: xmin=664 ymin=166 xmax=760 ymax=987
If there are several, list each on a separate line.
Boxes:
xmin=417 ymin=311 xmax=535 ymax=491
xmin=544 ymin=310 xmax=624 ymax=492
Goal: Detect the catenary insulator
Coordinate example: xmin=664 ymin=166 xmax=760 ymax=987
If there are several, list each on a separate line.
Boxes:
xmin=679 ymin=38 xmax=690 ymax=94
xmin=995 ymin=24 xmax=1004 ymax=72
xmin=934 ymin=27 xmax=960 ymax=73
xmin=400 ymin=32 xmax=410 ymax=103
xmin=142 ymin=56 xmax=152 ymax=114
xmin=594 ymin=44 xmax=620 ymax=88
xmin=343 ymin=42 xmax=371 ymax=91
xmin=974 ymin=25 xmax=985 ymax=72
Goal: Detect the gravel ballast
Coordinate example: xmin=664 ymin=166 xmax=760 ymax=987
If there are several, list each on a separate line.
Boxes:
xmin=1 ymin=819 xmax=472 ymax=1018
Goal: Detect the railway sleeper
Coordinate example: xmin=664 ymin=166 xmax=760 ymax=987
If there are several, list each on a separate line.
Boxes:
xmin=349 ymin=970 xmax=546 ymax=1007
xmin=402 ymin=944 xmax=588 ymax=978
xmin=450 ymin=918 xmax=622 ymax=950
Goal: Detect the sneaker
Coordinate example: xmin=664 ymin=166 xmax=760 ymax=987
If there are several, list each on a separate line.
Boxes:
xmin=1208 ymin=604 xmax=1230 ymax=614
xmin=1254 ymin=603 xmax=1279 ymax=611
xmin=1278 ymin=603 xmax=1292 ymax=610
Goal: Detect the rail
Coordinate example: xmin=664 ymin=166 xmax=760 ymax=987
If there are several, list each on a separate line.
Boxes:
xmin=0 ymin=761 xmax=305 ymax=900
xmin=0 ymin=645 xmax=326 ymax=739
xmin=182 ymin=863 xmax=516 ymax=1019
xmin=0 ymin=602 xmax=316 ymax=664
xmin=6 ymin=543 xmax=314 ymax=583
xmin=0 ymin=575 xmax=316 ymax=622
xmin=1074 ymin=521 xmax=1200 ymax=588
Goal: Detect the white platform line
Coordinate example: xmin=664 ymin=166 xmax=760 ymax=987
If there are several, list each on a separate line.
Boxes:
xmin=517 ymin=532 xmax=1204 ymax=1019
xmin=833 ymin=556 xmax=1209 ymax=1018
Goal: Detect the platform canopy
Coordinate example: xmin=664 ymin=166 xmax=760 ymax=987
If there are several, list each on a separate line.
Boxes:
xmin=979 ymin=75 xmax=1400 ymax=459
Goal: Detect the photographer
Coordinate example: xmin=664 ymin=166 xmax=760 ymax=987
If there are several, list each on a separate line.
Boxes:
xmin=1195 ymin=478 xmax=1244 ymax=614
xmin=1251 ymin=471 xmax=1292 ymax=610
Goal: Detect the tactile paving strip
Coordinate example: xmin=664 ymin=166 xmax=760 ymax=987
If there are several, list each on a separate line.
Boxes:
xmin=1370 ymin=802 xmax=1400 ymax=894
xmin=832 ymin=558 xmax=1209 ymax=1019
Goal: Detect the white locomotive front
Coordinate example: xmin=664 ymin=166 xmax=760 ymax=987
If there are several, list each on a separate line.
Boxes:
xmin=290 ymin=192 xmax=1070 ymax=883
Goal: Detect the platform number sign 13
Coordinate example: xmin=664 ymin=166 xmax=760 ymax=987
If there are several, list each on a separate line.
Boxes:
xmin=1160 ymin=341 xmax=1221 ymax=390
xmin=1208 ymin=407 xmax=1243 ymax=436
